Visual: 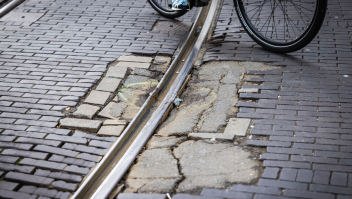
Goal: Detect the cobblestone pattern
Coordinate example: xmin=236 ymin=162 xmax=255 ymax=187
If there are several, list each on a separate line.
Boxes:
xmin=0 ymin=0 xmax=195 ymax=198
xmin=200 ymin=0 xmax=352 ymax=198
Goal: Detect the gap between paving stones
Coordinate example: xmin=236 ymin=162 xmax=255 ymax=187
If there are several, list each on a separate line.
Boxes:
xmin=118 ymin=61 xmax=283 ymax=196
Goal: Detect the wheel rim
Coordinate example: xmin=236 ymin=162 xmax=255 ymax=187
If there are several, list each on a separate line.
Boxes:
xmin=152 ymin=0 xmax=174 ymax=12
xmin=238 ymin=0 xmax=319 ymax=45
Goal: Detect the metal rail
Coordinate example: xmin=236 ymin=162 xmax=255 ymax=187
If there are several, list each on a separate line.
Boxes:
xmin=72 ymin=0 xmax=220 ymax=198
xmin=0 ymin=0 xmax=24 ymax=18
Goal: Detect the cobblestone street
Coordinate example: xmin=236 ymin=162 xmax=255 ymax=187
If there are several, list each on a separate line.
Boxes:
xmin=1 ymin=0 xmax=352 ymax=198
xmin=0 ymin=0 xmax=195 ymax=198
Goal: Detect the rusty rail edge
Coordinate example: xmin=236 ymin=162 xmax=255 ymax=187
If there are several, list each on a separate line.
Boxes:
xmin=72 ymin=0 xmax=220 ymax=198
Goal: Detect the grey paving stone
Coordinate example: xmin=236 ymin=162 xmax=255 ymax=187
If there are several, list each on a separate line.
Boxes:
xmin=15 ymin=137 xmax=61 ymax=147
xmin=331 ymin=172 xmax=348 ymax=186
xmin=296 ymin=169 xmax=313 ymax=183
xmin=89 ymin=140 xmax=112 ymax=149
xmin=230 ymin=185 xmax=280 ymax=195
xmin=2 ymin=149 xmax=48 ymax=159
xmin=116 ymin=61 xmax=150 ymax=69
xmin=96 ymin=77 xmax=121 ymax=92
xmin=247 ymin=140 xmax=291 ymax=147
xmin=72 ymin=104 xmax=100 ymax=119
xmin=34 ymin=145 xmax=78 ymax=158
xmin=97 ymin=125 xmax=125 ymax=136
xmin=84 ymin=90 xmax=111 ymax=105
xmin=59 ymin=118 xmax=102 ymax=133
xmin=0 ymin=189 xmax=37 ymax=199
xmin=19 ymin=158 xmax=67 ymax=171
xmin=283 ymin=189 xmax=335 ymax=199
xmin=35 ymin=169 xmax=81 ymax=182
xmin=262 ymin=167 xmax=280 ymax=179
xmin=106 ymin=66 xmax=128 ymax=78
xmin=238 ymin=88 xmax=259 ymax=93
xmin=258 ymin=179 xmax=308 ymax=190
xmin=0 ymin=141 xmax=33 ymax=150
xmin=77 ymin=153 xmax=101 ymax=162
xmin=310 ymin=184 xmax=352 ymax=195
xmin=0 ymin=181 xmax=19 ymax=191
xmin=259 ymin=153 xmax=289 ymax=161
xmin=64 ymin=165 xmax=89 ymax=175
xmin=103 ymin=120 xmax=127 ymax=126
xmin=279 ymin=168 xmax=297 ymax=181
xmin=313 ymin=171 xmax=331 ymax=184
xmin=52 ymin=181 xmax=77 ymax=191
xmin=5 ymin=172 xmax=54 ymax=186
xmin=0 ymin=155 xmax=19 ymax=164
xmin=173 ymin=194 xmax=220 ymax=199
xmin=201 ymin=189 xmax=253 ymax=199
xmin=62 ymin=143 xmax=105 ymax=155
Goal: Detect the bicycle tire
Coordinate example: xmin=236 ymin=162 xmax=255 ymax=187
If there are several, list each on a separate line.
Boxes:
xmin=234 ymin=0 xmax=327 ymax=53
xmin=148 ymin=0 xmax=188 ymax=19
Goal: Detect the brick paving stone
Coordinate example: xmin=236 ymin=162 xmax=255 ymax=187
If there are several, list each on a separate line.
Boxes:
xmin=34 ymin=145 xmax=78 ymax=158
xmin=0 ymin=155 xmax=19 ymax=164
xmin=5 ymin=172 xmax=54 ymax=186
xmin=283 ymin=189 xmax=335 ymax=199
xmin=231 ymin=185 xmax=280 ymax=195
xmin=247 ymin=140 xmax=291 ymax=147
xmin=84 ymin=90 xmax=111 ymax=105
xmin=291 ymin=155 xmax=338 ymax=164
xmin=2 ymin=149 xmax=48 ymax=159
xmin=310 ymin=184 xmax=352 ymax=195
xmin=279 ymin=168 xmax=298 ymax=181
xmin=0 ymin=189 xmax=37 ymax=199
xmin=52 ymin=181 xmax=77 ymax=191
xmin=0 ymin=142 xmax=33 ymax=150
xmin=89 ymin=140 xmax=112 ymax=149
xmin=313 ymin=171 xmax=331 ymax=185
xmin=19 ymin=158 xmax=67 ymax=171
xmin=264 ymin=160 xmax=311 ymax=169
xmin=73 ymin=130 xmax=116 ymax=142
xmin=296 ymin=169 xmax=313 ymax=183
xmin=259 ymin=153 xmax=289 ymax=161
xmin=201 ymin=189 xmax=253 ymax=199
xmin=262 ymin=167 xmax=280 ymax=179
xmin=45 ymin=134 xmax=87 ymax=145
xmin=257 ymin=179 xmax=308 ymax=190
xmin=15 ymin=137 xmax=61 ymax=147
xmin=49 ymin=155 xmax=95 ymax=168
xmin=331 ymin=172 xmax=348 ymax=187
xmin=0 ymin=181 xmax=19 ymax=191
xmin=35 ymin=169 xmax=82 ymax=183
xmin=64 ymin=165 xmax=89 ymax=175
xmin=62 ymin=143 xmax=105 ymax=156
xmin=77 ymin=153 xmax=101 ymax=162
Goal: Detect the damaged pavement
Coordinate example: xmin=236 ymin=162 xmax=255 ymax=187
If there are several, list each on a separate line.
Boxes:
xmin=121 ymin=61 xmax=280 ymax=194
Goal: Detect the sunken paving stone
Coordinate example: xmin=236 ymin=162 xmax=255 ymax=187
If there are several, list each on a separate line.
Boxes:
xmin=84 ymin=90 xmax=111 ymax=105
xmin=98 ymin=102 xmax=125 ymax=119
xmin=59 ymin=118 xmax=102 ymax=133
xmin=118 ymin=56 xmax=153 ymax=63
xmin=106 ymin=66 xmax=128 ymax=79
xmin=96 ymin=77 xmax=122 ymax=92
xmin=97 ymin=126 xmax=125 ymax=136
xmin=72 ymin=104 xmax=100 ymax=119
xmin=223 ymin=118 xmax=251 ymax=137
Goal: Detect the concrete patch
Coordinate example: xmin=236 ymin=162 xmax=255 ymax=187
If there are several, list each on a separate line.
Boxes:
xmin=174 ymin=140 xmax=259 ymax=191
xmin=98 ymin=102 xmax=126 ymax=119
xmin=147 ymin=136 xmax=187 ymax=149
xmin=223 ymin=118 xmax=251 ymax=137
xmin=188 ymin=133 xmax=234 ymax=141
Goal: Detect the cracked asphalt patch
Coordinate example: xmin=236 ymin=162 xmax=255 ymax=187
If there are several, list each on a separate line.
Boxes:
xmin=122 ymin=61 xmax=278 ymax=195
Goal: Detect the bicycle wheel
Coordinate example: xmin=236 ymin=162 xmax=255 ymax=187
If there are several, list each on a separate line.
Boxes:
xmin=234 ymin=0 xmax=327 ymax=53
xmin=148 ymin=0 xmax=188 ymax=19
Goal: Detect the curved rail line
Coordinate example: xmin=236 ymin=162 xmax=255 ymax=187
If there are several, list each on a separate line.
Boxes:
xmin=72 ymin=0 xmax=221 ymax=198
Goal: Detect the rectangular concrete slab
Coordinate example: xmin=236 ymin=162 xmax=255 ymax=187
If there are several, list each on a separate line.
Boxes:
xmin=117 ymin=193 xmax=166 ymax=199
xmin=106 ymin=66 xmax=128 ymax=78
xmin=189 ymin=133 xmax=235 ymax=141
xmin=224 ymin=118 xmax=251 ymax=137
xmin=96 ymin=77 xmax=121 ymax=92
xmin=117 ymin=62 xmax=150 ymax=69
xmin=97 ymin=126 xmax=125 ymax=136
xmin=118 ymin=56 xmax=153 ymax=63
xmin=103 ymin=120 xmax=127 ymax=126
xmin=73 ymin=104 xmax=100 ymax=119
xmin=84 ymin=90 xmax=111 ymax=105
xmin=59 ymin=118 xmax=102 ymax=133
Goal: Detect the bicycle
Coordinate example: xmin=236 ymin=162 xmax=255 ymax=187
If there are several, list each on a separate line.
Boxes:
xmin=147 ymin=0 xmax=327 ymax=53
